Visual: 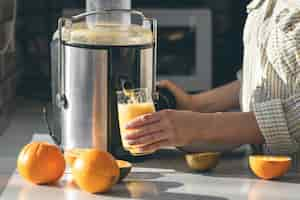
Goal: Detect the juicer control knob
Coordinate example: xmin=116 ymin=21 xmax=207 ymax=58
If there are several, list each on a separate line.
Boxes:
xmin=56 ymin=94 xmax=68 ymax=109
xmin=155 ymin=88 xmax=177 ymax=111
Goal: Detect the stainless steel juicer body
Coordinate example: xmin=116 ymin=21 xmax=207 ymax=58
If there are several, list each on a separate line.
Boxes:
xmin=51 ymin=10 xmax=159 ymax=157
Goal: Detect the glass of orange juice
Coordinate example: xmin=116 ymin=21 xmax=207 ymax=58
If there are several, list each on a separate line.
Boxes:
xmin=116 ymin=88 xmax=156 ymax=156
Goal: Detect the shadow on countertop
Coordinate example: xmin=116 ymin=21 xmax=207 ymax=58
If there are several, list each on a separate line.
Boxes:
xmin=128 ymin=171 xmax=165 ymax=180
xmin=108 ymin=180 xmax=228 ymax=200
xmin=271 ymin=173 xmax=300 ymax=184
xmin=130 ymin=149 xmax=191 ymax=173
xmin=19 ymin=180 xmax=229 ymax=200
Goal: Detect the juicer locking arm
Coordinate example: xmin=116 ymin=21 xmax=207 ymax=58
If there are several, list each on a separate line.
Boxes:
xmin=150 ymin=18 xmax=158 ymax=101
xmin=56 ymin=17 xmax=68 ymax=109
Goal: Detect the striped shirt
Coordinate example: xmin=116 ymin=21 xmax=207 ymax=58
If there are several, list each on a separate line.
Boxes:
xmin=241 ymin=0 xmax=300 ymax=157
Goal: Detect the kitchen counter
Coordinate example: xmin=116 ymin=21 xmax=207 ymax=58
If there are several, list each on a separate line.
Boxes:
xmin=1 ymin=100 xmax=300 ymax=200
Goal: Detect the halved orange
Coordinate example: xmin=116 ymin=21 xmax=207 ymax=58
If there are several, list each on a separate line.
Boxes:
xmin=185 ymin=152 xmax=220 ymax=172
xmin=249 ymin=155 xmax=292 ymax=180
xmin=64 ymin=148 xmax=89 ymax=166
xmin=117 ymin=160 xmax=132 ymax=182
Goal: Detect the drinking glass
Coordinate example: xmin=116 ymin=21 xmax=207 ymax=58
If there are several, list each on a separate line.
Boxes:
xmin=117 ymin=88 xmax=156 ymax=156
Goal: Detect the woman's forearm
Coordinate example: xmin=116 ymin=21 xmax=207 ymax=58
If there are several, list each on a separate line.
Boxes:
xmin=190 ymin=81 xmax=241 ymax=113
xmin=191 ymin=112 xmax=264 ymax=145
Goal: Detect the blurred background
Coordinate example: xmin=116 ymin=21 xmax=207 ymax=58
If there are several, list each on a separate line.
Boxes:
xmin=0 ymin=0 xmax=251 ymax=133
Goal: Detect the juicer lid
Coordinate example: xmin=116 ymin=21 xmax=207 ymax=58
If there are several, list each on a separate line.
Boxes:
xmin=54 ymin=10 xmax=155 ymax=46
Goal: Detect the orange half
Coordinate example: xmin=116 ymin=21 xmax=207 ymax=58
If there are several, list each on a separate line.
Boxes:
xmin=249 ymin=155 xmax=292 ymax=180
xmin=117 ymin=160 xmax=132 ymax=182
xmin=64 ymin=148 xmax=89 ymax=167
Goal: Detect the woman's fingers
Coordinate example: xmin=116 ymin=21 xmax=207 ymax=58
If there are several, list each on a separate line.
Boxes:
xmin=138 ymin=139 xmax=170 ymax=153
xmin=124 ymin=110 xmax=174 ymax=148
xmin=125 ymin=121 xmax=164 ymax=140
xmin=158 ymin=80 xmax=191 ymax=110
xmin=125 ymin=113 xmax=161 ymax=129
xmin=158 ymin=80 xmax=180 ymax=93
xmin=127 ymin=131 xmax=168 ymax=146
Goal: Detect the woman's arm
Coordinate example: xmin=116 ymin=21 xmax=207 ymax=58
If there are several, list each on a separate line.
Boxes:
xmin=124 ymin=110 xmax=264 ymax=153
xmin=194 ymin=112 xmax=264 ymax=145
xmin=159 ymin=80 xmax=241 ymax=113
xmin=190 ymin=80 xmax=241 ymax=113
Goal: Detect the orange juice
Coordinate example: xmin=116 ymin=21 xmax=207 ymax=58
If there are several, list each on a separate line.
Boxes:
xmin=118 ymin=102 xmax=155 ymax=156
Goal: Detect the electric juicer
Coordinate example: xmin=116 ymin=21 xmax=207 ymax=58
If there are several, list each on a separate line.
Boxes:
xmin=50 ymin=0 xmax=176 ymax=158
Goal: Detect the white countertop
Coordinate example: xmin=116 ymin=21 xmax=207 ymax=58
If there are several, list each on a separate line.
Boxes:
xmin=0 ymin=100 xmax=300 ymax=200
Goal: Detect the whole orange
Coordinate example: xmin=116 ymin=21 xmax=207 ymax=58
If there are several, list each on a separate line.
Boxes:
xmin=249 ymin=155 xmax=291 ymax=180
xmin=17 ymin=142 xmax=65 ymax=184
xmin=72 ymin=149 xmax=120 ymax=193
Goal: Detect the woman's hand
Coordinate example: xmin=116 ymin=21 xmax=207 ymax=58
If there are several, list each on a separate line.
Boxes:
xmin=124 ymin=110 xmax=264 ymax=154
xmin=160 ymin=80 xmax=241 ymax=113
xmin=124 ymin=109 xmax=211 ymax=153
xmin=158 ymin=80 xmax=192 ymax=110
